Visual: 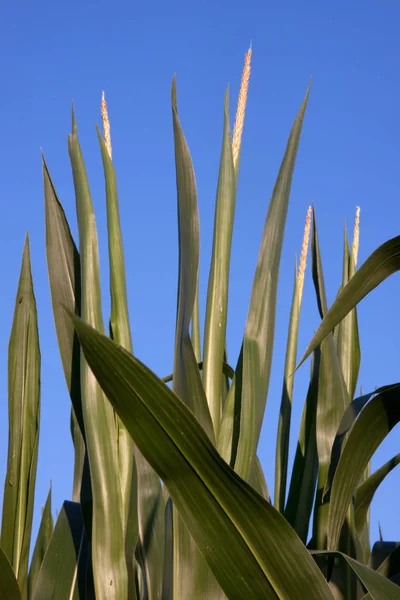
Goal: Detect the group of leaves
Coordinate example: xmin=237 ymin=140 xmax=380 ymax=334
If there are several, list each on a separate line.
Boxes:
xmin=1 ymin=61 xmax=400 ymax=600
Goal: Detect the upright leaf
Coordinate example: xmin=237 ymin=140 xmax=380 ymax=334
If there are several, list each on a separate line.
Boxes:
xmin=218 ymin=84 xmax=311 ymax=483
xmin=28 ymin=488 xmax=53 ymax=598
xmin=171 ymin=78 xmax=221 ymax=600
xmin=336 ymin=225 xmax=361 ymax=401
xmin=285 ymin=352 xmax=319 ymax=542
xmin=309 ymin=209 xmax=350 ymax=550
xmin=203 ymin=89 xmax=236 ymax=437
xmin=1 ymin=236 xmax=40 ymax=600
xmin=43 ymin=157 xmax=88 ymax=505
xmin=275 ymin=207 xmax=310 ymax=512
xmin=32 ymin=502 xmax=89 ymax=600
xmin=68 ymin=108 xmax=127 ymax=599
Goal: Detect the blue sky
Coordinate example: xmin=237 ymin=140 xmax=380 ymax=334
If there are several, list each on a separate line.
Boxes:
xmin=1 ymin=0 xmax=400 ymax=551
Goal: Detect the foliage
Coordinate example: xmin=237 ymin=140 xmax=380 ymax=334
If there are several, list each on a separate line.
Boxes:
xmin=1 ymin=49 xmax=400 ymax=599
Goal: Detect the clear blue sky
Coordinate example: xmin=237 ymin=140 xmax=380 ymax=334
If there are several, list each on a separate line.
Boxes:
xmin=1 ymin=0 xmax=400 ymax=548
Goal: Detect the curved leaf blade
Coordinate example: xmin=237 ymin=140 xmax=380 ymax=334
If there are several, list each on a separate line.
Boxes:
xmin=298 ymin=235 xmax=400 ymax=368
xmin=327 ymin=385 xmax=400 ymax=551
xmin=313 ymin=551 xmax=400 ymax=600
xmin=71 ymin=314 xmax=334 ymax=600
xmin=355 ymin=454 xmax=400 ymax=535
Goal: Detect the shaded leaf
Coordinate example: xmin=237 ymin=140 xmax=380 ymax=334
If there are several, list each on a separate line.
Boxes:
xmin=71 ymin=313 xmax=334 ymax=600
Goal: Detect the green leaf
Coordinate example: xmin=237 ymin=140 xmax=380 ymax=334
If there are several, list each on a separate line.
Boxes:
xmin=327 ymin=385 xmax=400 ymax=551
xmin=203 ymin=88 xmax=236 ymax=437
xmin=0 ymin=547 xmax=22 ymax=600
xmin=171 ymin=78 xmax=214 ymax=441
xmin=354 ymin=454 xmax=400 ymax=535
xmin=323 ymin=384 xmax=397 ymax=500
xmin=249 ymin=456 xmax=270 ymax=502
xmin=218 ymin=83 xmax=311 ymax=482
xmin=298 ymin=235 xmax=400 ymax=368
xmin=28 ymin=487 xmax=53 ymax=598
xmin=97 ymin=125 xmax=139 ymax=598
xmin=68 ymin=108 xmax=127 ymax=599
xmin=285 ymin=352 xmax=319 ymax=542
xmin=191 ymin=279 xmax=201 ymax=363
xmin=71 ymin=313 xmax=335 ymax=600
xmin=309 ymin=209 xmax=350 ymax=550
xmin=1 ymin=236 xmax=40 ymax=600
xmin=336 ymin=226 xmax=361 ymax=400
xmin=32 ymin=502 xmax=89 ymax=600
xmin=43 ymin=157 xmax=88 ymax=505
xmin=374 ymin=542 xmax=400 ymax=580
xmin=171 ymin=78 xmax=222 ymax=599
xmin=275 ymin=265 xmax=302 ymax=512
xmin=313 ymin=551 xmax=400 ymax=600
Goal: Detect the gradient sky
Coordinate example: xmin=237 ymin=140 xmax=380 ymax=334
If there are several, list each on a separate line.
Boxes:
xmin=1 ymin=0 xmax=400 ymax=551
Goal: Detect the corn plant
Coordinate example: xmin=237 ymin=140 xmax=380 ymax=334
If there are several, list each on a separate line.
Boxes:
xmin=1 ymin=49 xmax=400 ymax=599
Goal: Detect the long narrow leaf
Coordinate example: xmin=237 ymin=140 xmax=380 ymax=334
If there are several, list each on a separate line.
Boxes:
xmin=203 ymin=89 xmax=236 ymax=437
xmin=218 ymin=84 xmax=311 ymax=483
xmin=43 ymin=157 xmax=88 ymax=505
xmin=310 ymin=209 xmax=349 ymax=550
xmin=71 ymin=314 xmax=335 ymax=600
xmin=68 ymin=108 xmax=127 ymax=599
xmin=275 ymin=265 xmax=301 ymax=511
xmin=171 ymin=79 xmax=222 ymax=600
xmin=28 ymin=488 xmax=53 ymax=598
xmin=336 ymin=226 xmax=361 ymax=400
xmin=285 ymin=352 xmax=319 ymax=542
xmin=1 ymin=236 xmax=40 ymax=600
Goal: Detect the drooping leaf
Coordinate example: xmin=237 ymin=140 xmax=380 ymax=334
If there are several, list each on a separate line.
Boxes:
xmin=218 ymin=83 xmax=311 ymax=483
xmin=327 ymin=385 xmax=400 ymax=551
xmin=355 ymin=454 xmax=400 ymax=535
xmin=313 ymin=551 xmax=400 ymax=600
xmin=298 ymin=235 xmax=400 ymax=368
xmin=71 ymin=313 xmax=334 ymax=600
xmin=323 ymin=384 xmax=399 ymax=500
